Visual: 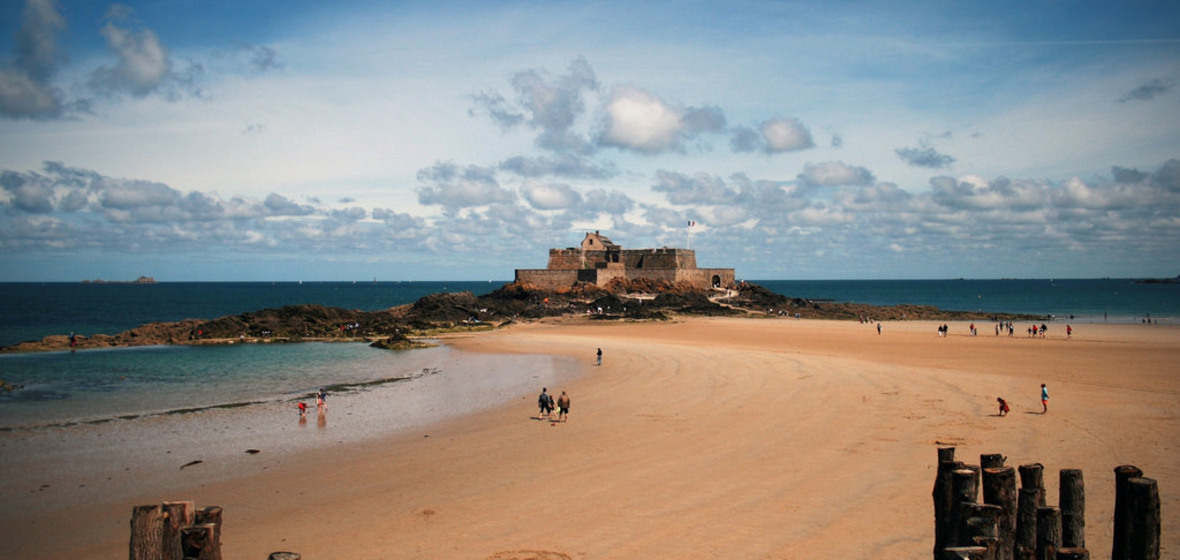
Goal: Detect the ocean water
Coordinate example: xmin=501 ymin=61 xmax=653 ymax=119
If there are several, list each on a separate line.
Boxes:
xmin=754 ymin=278 xmax=1179 ymax=322
xmin=0 ymin=278 xmax=1175 ymax=430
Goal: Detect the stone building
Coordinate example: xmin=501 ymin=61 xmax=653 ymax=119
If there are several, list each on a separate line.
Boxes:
xmin=514 ymin=231 xmax=736 ymax=291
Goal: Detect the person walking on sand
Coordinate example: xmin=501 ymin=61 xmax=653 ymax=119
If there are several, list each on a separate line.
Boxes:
xmin=997 ymin=397 xmax=1010 ymax=417
xmin=316 ymin=388 xmax=328 ymax=414
xmin=596 ymin=347 xmax=602 ymax=366
xmin=556 ymin=390 xmax=571 ymax=422
xmin=538 ymin=387 xmax=554 ymax=419
xmin=1040 ymin=384 xmax=1049 ymax=414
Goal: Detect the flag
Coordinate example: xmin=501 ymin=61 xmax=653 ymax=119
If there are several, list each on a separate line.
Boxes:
xmin=688 ymin=220 xmax=695 ymax=227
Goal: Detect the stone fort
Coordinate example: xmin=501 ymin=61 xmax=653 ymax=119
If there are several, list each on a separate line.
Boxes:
xmin=514 ymin=231 xmax=736 ymax=291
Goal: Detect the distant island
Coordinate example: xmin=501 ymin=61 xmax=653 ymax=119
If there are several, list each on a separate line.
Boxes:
xmin=81 ymin=276 xmax=157 ymax=284
xmin=1133 ymin=276 xmax=1180 ymax=285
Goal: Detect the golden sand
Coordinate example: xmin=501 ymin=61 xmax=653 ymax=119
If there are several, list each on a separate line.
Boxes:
xmin=4 ymin=317 xmax=1177 ymax=559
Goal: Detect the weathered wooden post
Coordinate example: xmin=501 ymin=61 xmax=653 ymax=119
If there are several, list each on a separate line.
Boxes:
xmin=181 ymin=524 xmax=218 ymax=560
xmin=944 ymin=546 xmax=989 ymax=560
xmin=1111 ymin=465 xmax=1143 ymax=560
xmin=1015 ymin=488 xmax=1040 ymax=560
xmin=1058 ymin=469 xmax=1084 ymax=549
xmin=129 ymin=505 xmax=167 ymax=560
xmin=1127 ymin=477 xmax=1160 ymax=560
xmin=128 ymin=501 xmax=219 ymax=560
xmin=951 ymin=467 xmax=981 ymax=547
xmin=1018 ymin=463 xmax=1045 ymax=507
xmin=981 ymin=453 xmax=1006 ymax=469
xmin=935 ymin=447 xmax=964 ymax=559
xmin=963 ymin=502 xmax=1002 ymax=539
xmin=130 ymin=501 xmax=195 ymax=560
xmin=983 ymin=466 xmax=1017 ymax=560
xmin=1035 ymin=506 xmax=1061 ymax=560
xmin=195 ymin=506 xmax=222 ymax=560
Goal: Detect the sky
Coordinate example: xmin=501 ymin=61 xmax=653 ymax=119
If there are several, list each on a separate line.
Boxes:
xmin=0 ymin=0 xmax=1178 ymax=282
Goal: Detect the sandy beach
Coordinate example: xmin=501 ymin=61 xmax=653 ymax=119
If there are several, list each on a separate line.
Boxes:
xmin=2 ymin=317 xmax=1177 ymax=559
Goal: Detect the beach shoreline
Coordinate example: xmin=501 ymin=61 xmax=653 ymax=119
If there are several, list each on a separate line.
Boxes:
xmin=1 ymin=317 xmax=1176 ymax=559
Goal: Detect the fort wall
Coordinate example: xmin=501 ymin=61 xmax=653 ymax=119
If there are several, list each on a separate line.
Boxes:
xmin=516 ymin=232 xmax=735 ymax=291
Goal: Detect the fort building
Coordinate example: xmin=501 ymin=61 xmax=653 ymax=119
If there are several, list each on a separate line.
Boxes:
xmin=514 ymin=231 xmax=736 ymax=291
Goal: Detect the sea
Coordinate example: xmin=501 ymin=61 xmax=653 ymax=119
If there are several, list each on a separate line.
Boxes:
xmin=0 ymin=278 xmax=1176 ymax=430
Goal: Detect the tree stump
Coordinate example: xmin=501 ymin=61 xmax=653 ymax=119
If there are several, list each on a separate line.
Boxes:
xmin=1058 ymin=469 xmax=1084 ymax=549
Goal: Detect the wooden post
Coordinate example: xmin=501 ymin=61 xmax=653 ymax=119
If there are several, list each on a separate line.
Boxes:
xmin=973 ymin=536 xmax=1001 ymax=560
xmin=944 ymin=546 xmax=989 ymax=560
xmin=951 ymin=467 xmax=981 ymax=547
xmin=963 ymin=502 xmax=1003 ymax=538
xmin=162 ymin=501 xmax=194 ymax=560
xmin=1127 ymin=477 xmax=1160 ymax=560
xmin=195 ymin=506 xmax=223 ymax=560
xmin=129 ymin=505 xmax=166 ymax=560
xmin=181 ymin=523 xmax=218 ymax=560
xmin=1018 ymin=464 xmax=1045 ymax=507
xmin=983 ymin=466 xmax=1017 ymax=560
xmin=1035 ymin=506 xmax=1061 ymax=560
xmin=1015 ymin=488 xmax=1040 ymax=560
xmin=934 ymin=447 xmax=964 ymax=560
xmin=1055 ymin=548 xmax=1089 ymax=559
xmin=268 ymin=553 xmax=302 ymax=560
xmin=1111 ymin=465 xmax=1143 ymax=560
xmin=981 ymin=454 xmax=1006 ymax=469
xmin=1058 ymin=469 xmax=1084 ymax=549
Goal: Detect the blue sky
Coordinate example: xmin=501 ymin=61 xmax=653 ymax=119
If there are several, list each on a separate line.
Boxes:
xmin=0 ymin=0 xmax=1178 ymax=281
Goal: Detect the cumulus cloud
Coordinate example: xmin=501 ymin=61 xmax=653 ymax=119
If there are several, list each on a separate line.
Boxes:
xmin=88 ymin=6 xmax=173 ymax=97
xmin=471 ymin=57 xmax=598 ymax=153
xmin=896 ymin=146 xmax=956 ymax=169
xmin=652 ymin=170 xmax=735 ymax=205
xmin=0 ymin=0 xmax=67 ymax=119
xmin=797 ymin=161 xmax=875 ymax=187
xmin=416 ymin=162 xmax=516 ymax=210
xmin=520 ymin=181 xmax=582 ymax=210
xmin=599 ymin=86 xmax=684 ymax=153
xmin=580 ymin=188 xmax=635 ymax=216
xmin=598 ymin=86 xmax=727 ymax=154
xmin=498 ymin=153 xmax=617 ymax=179
xmin=730 ymin=117 xmax=814 ymax=154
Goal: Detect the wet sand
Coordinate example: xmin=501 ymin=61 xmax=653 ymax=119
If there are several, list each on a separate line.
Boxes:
xmin=2 ymin=317 xmax=1176 ymax=559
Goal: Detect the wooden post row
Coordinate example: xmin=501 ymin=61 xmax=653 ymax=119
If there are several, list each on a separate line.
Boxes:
xmin=129 ymin=501 xmax=220 ymax=560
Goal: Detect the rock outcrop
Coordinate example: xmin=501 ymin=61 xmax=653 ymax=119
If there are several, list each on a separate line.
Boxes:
xmin=0 ymin=282 xmax=1036 ymax=354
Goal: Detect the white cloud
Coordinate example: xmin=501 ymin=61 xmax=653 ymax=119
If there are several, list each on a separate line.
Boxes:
xmin=520 ymin=180 xmax=581 ymax=210
xmin=0 ymin=0 xmax=66 ymax=118
xmin=89 ymin=9 xmax=173 ymax=97
xmin=799 ymin=161 xmax=875 ymax=187
xmin=599 ymin=86 xmax=685 ymax=153
xmin=761 ymin=117 xmax=814 ymax=153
